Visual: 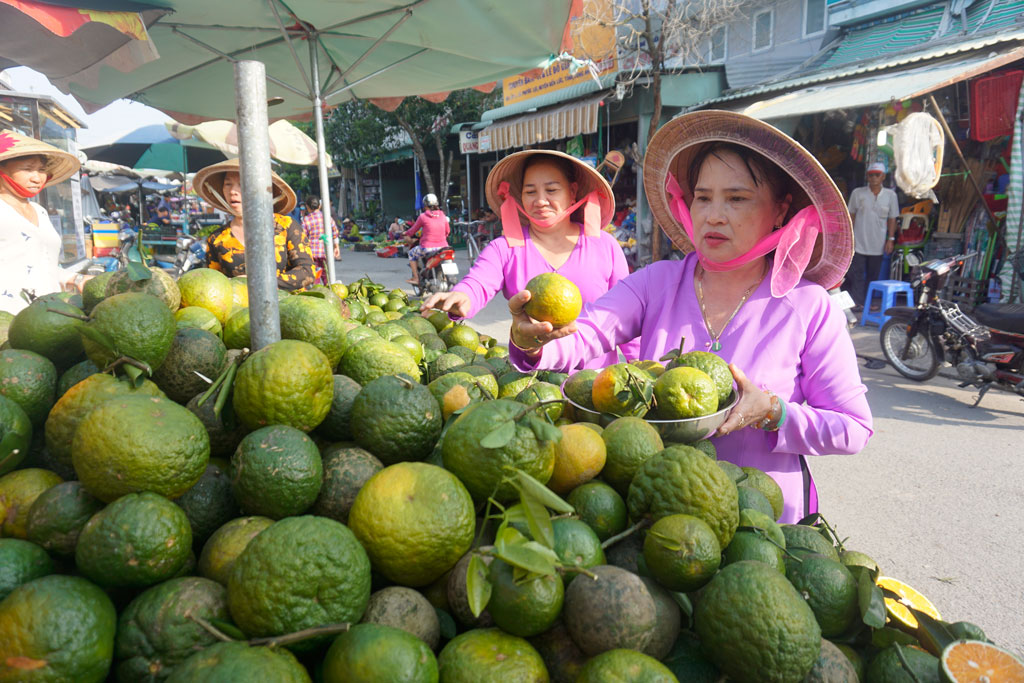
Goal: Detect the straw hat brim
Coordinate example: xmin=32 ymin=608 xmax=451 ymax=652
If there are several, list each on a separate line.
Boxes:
xmin=192 ymin=158 xmax=297 ymax=216
xmin=643 ymin=110 xmax=853 ymax=290
xmin=0 ymin=129 xmax=80 ymax=187
xmin=485 ymin=150 xmax=614 ymax=231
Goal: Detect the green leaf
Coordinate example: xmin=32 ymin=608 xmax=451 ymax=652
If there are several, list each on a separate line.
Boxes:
xmin=520 ymin=489 xmax=554 ymax=549
xmin=858 ymin=569 xmax=887 ymax=629
xmin=122 ymin=364 xmax=144 ymax=384
xmin=436 ymin=608 xmax=457 ymax=641
xmin=422 ymin=347 xmax=443 ymax=364
xmin=495 ymin=541 xmax=557 ymax=576
xmin=512 ymin=469 xmax=574 ymax=514
xmin=669 ymin=591 xmax=693 ymax=628
xmin=296 ymin=290 xmax=326 ymax=299
xmin=525 ymin=415 xmax=561 ymax=444
xmin=466 ymin=555 xmax=492 ymax=619
xmin=913 ymin=610 xmax=957 ymax=656
xmin=480 ymin=420 xmax=516 ymax=449
xmin=502 ymin=503 xmax=529 ymax=526
xmin=77 ymin=325 xmax=115 ymax=353
xmin=208 ymin=618 xmax=245 ymax=640
xmin=126 ymin=260 xmax=152 ymax=283
xmin=494 ymin=525 xmax=528 ymax=556
xmin=796 ymin=512 xmax=822 ymax=526
xmin=871 ymin=627 xmax=918 ymax=648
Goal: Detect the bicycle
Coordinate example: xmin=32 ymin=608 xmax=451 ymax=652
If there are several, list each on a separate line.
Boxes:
xmin=454 ymin=221 xmax=488 ymax=265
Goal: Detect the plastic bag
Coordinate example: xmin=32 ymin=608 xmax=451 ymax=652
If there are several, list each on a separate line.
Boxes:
xmin=885 ymin=112 xmax=944 ymax=201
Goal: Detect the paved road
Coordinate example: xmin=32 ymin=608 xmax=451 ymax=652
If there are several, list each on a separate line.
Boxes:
xmin=335 ymin=246 xmax=1024 ymax=653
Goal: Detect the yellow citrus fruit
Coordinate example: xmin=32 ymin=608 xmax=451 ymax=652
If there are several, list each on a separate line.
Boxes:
xmin=876 ymin=576 xmax=941 ymax=630
xmin=524 ymin=272 xmax=583 ymax=328
xmin=653 ymin=366 xmax=719 ymax=419
xmin=0 ymin=468 xmax=63 ymax=539
xmin=592 ymin=363 xmax=654 ymax=417
xmin=178 ymin=269 xmax=233 ymax=323
xmin=548 ymin=424 xmax=607 ymax=494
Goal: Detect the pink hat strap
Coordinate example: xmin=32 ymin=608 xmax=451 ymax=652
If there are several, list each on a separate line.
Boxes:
xmin=665 ymin=172 xmax=821 ymax=297
xmin=496 ymin=180 xmax=602 ymax=247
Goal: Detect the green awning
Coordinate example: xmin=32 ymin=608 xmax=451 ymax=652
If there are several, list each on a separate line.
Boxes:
xmin=822 ymin=5 xmax=946 ymax=69
xmin=481 ymin=72 xmax=618 ymax=121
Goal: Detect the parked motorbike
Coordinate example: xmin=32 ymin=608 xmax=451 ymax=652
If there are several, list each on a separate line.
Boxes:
xmin=411 ymin=247 xmax=459 ymax=297
xmin=114 ymin=219 xmax=176 ymax=273
xmin=173 ymin=233 xmax=208 ymax=276
xmin=879 ymin=253 xmax=1024 ymax=406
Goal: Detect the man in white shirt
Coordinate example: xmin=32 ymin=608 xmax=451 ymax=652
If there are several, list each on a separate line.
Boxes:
xmin=846 ymin=162 xmax=899 ymax=312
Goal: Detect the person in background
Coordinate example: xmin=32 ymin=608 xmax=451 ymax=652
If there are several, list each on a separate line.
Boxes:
xmin=0 ymin=130 xmax=84 ymax=313
xmin=387 ymin=216 xmax=406 ymax=240
xmin=341 ymin=217 xmax=361 ymax=243
xmin=505 ymin=111 xmax=870 ymax=522
xmin=193 ymin=159 xmax=315 ymax=291
xmin=154 ymin=195 xmax=172 ymax=226
xmin=846 ymin=162 xmax=899 ymax=312
xmin=301 ymin=195 xmax=340 ymax=285
xmin=404 ymin=193 xmax=450 ymax=284
xmin=421 ymin=150 xmax=639 ymax=368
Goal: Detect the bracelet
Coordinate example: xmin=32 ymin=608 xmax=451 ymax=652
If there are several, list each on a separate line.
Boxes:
xmin=754 ymin=390 xmax=784 ymax=432
xmin=508 ymin=328 xmax=541 ymax=357
xmin=887 ymin=236 xmax=896 ymax=241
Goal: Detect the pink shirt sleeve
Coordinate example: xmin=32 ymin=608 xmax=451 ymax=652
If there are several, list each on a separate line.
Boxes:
xmin=449 ymin=239 xmax=509 ymax=318
xmin=607 ymin=238 xmax=641 ymax=362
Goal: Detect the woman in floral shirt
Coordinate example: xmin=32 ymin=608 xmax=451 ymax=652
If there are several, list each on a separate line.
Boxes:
xmin=193 ymin=159 xmax=315 ymax=290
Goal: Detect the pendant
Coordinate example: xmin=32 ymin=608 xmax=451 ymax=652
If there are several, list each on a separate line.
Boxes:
xmin=711 ymin=340 xmax=722 ymax=352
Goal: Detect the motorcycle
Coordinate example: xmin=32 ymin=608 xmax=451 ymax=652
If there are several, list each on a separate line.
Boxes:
xmin=172 ymin=233 xmax=208 ymax=276
xmin=879 ymin=253 xmax=1024 ymax=406
xmin=411 ymin=247 xmax=459 ymax=297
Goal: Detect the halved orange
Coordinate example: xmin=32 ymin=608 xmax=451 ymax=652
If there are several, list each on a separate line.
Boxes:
xmin=877 ymin=576 xmax=941 ymax=630
xmin=941 ymin=640 xmax=1024 ymax=682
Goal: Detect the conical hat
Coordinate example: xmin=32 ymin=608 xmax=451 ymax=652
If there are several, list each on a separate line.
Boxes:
xmin=192 ymin=158 xmax=296 ymax=216
xmin=0 ymin=129 xmax=80 ymax=186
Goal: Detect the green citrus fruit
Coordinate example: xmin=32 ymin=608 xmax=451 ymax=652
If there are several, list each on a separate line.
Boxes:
xmin=338 ymin=337 xmax=421 ymax=385
xmin=722 ymin=530 xmax=785 ymax=573
xmin=230 ymin=425 xmax=322 ymax=519
xmin=0 ymin=467 xmax=63 ymax=539
xmin=438 ymin=628 xmax=548 ymax=682
xmin=442 ymin=400 xmax=556 ymax=503
xmin=82 ymin=271 xmax=114 ymax=313
xmin=563 ymin=369 xmax=599 ymax=411
xmin=787 ymin=554 xmax=859 ymax=638
xmin=551 ymin=518 xmax=606 ymax=580
xmin=440 ymin=323 xmax=480 ymax=351
xmin=0 ymin=538 xmax=54 ymax=600
xmin=76 ymin=491 xmax=192 ymax=588
xmin=738 ymin=485 xmax=775 ymax=517
xmin=165 ymin=641 xmax=310 ymax=682
xmin=24 ymin=480 xmax=103 ymax=558
xmin=227 ymin=516 xmax=370 ymax=645
xmin=330 ymin=282 xmax=349 ymax=300
xmin=229 ymin=276 xmax=249 ymax=311
xmin=668 ymin=350 xmax=733 ymax=405
xmin=523 ymin=273 xmax=582 ymax=328
xmin=653 ymin=366 xmax=719 ymax=419
xmin=7 ymin=297 xmax=85 ymax=370
xmin=0 ymin=575 xmax=116 ymax=683
xmin=105 ymin=268 xmax=181 ymax=311
xmin=780 ymin=525 xmax=839 ymax=562
xmin=577 ymin=649 xmax=678 ymax=682
xmin=232 ymin=339 xmax=333 ymax=432
xmin=515 ymin=381 xmax=564 ymax=422
xmin=351 ymin=375 xmax=442 ymax=465
xmin=662 ymin=631 xmax=721 ymax=683
xmin=488 ymin=558 xmax=564 ymax=637
xmin=279 ymin=294 xmax=348 ymax=368
xmin=81 ymin=293 xmax=176 ymax=373
xmin=151 ymin=328 xmax=227 ymax=404
xmin=628 ymin=444 xmax=739 ymax=548
xmin=563 ymin=564 xmax=658 ymax=656
xmin=803 ymin=639 xmax=859 ymax=683
xmin=174 ymin=306 xmax=223 ymax=337
xmin=322 ymin=623 xmax=438 ymax=683
xmin=740 ymin=467 xmax=785 ymax=520
xmin=643 ymin=513 xmax=721 ymax=592
xmin=72 ymin=395 xmax=209 ymax=502
xmin=592 ymin=363 xmax=654 ymax=417
xmin=185 ymin=389 xmax=248 ymax=459
xmin=177 ymin=269 xmax=233 ymax=323
xmin=314 ymin=375 xmax=362 ymax=442
xmin=222 ymin=307 xmax=250 ymax=349
xmin=311 ymin=444 xmax=382 ymax=524
xmin=361 ymin=586 xmax=441 ymax=650
xmin=397 ymin=315 xmax=435 ymax=338
xmin=55 ymin=359 xmax=98 ymax=397
xmin=114 ymin=576 xmax=229 ymax=682
xmin=0 ymin=349 xmax=56 ymax=427
xmin=630 ymin=360 xmax=666 ymax=378
xmin=0 ymin=394 xmax=32 ymax=477
xmin=174 ymin=465 xmax=239 ymax=546
xmin=349 ymin=462 xmax=474 ymax=587
xmin=197 ymin=516 xmax=274 ymax=586
xmin=867 ymin=645 xmax=940 ymax=683
xmin=566 ymin=481 xmax=628 ymax=542
xmin=601 ymin=416 xmax=664 ymax=496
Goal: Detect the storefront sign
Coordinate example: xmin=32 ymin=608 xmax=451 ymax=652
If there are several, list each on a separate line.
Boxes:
xmin=459 ymin=130 xmax=478 ymax=154
xmin=501 ymin=0 xmax=618 ymax=107
xmin=478 ymin=132 xmax=492 ymax=153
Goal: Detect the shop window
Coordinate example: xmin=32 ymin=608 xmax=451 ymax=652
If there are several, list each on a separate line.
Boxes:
xmin=804 ymin=0 xmax=826 ymax=36
xmin=708 ymin=25 xmax=726 ymax=63
xmin=753 ymin=9 xmax=773 ymax=52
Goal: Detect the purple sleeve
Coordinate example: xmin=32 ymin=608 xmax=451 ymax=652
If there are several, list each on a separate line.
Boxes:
xmin=773 ymin=297 xmax=873 ymax=456
xmin=449 ymin=240 xmax=508 ymax=318
xmin=608 ymin=237 xmax=641 ymax=362
xmin=511 ymin=269 xmax=649 ymax=372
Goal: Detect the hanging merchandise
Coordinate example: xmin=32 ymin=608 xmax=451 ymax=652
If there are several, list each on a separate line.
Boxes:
xmin=850 ymin=113 xmax=869 ymax=162
xmin=885 ymin=112 xmax=944 ymax=201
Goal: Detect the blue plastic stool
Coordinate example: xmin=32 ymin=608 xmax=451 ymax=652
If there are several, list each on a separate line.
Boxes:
xmin=860 ymin=280 xmax=914 ymax=327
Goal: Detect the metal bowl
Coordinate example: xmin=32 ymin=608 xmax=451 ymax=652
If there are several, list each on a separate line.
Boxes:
xmin=561 ymin=383 xmax=738 ymax=444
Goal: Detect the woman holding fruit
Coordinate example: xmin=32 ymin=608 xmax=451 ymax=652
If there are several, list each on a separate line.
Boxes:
xmin=421 ymin=149 xmax=638 ymax=368
xmin=508 ymin=111 xmax=872 ymax=523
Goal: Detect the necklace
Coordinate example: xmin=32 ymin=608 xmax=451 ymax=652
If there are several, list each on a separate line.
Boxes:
xmin=696 ymin=260 xmax=768 ymax=352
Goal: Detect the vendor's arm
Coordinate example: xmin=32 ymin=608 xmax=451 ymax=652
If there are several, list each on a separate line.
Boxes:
xmin=509 ymin=270 xmax=649 ymax=372
xmin=773 ymin=298 xmax=873 ymax=456
xmin=403 ymin=215 xmax=424 ymax=239
xmin=608 ymin=236 xmax=641 ymax=362
xmin=278 ymin=219 xmax=316 ymax=291
xmin=423 ymin=239 xmax=507 ymax=318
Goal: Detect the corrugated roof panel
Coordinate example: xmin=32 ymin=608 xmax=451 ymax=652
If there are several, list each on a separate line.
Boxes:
xmin=821 ymin=5 xmax=945 ymax=68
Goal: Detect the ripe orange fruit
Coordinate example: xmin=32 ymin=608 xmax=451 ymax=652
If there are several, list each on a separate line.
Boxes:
xmin=524 ymin=273 xmax=583 ymax=328
xmin=876 ymin=576 xmax=941 ymax=630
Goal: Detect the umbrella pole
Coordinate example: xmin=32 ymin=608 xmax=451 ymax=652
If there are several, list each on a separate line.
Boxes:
xmin=309 ymin=40 xmax=337 ymax=284
xmin=234 ymin=60 xmax=281 ymax=349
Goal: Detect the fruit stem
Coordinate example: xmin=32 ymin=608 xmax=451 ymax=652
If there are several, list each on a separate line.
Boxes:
xmin=625 ymin=368 xmax=653 ymax=411
xmin=558 ymin=564 xmax=599 ymax=580
xmin=213 ymin=360 xmax=239 ymax=420
xmin=600 ymin=518 xmax=651 ymax=550
xmin=473 ymin=497 xmax=496 ymax=549
xmin=815 ymin=515 xmax=846 ymax=553
xmin=196 ymin=362 xmax=231 ymax=407
xmin=190 ymin=616 xmax=239 ymax=643
xmin=513 ymin=399 xmax=564 ymax=422
xmin=893 ymin=646 xmax=924 ymax=683
xmin=44 ymin=306 xmax=90 ymax=321
xmin=249 ymin=623 xmax=352 ymax=648
xmin=105 ymin=356 xmax=152 ymax=377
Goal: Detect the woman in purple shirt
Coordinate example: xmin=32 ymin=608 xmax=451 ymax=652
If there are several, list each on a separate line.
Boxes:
xmin=507 ymin=111 xmax=872 ymax=522
xmin=422 ymin=150 xmax=638 ymax=368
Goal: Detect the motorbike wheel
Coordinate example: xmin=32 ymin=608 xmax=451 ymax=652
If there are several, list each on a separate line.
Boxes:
xmin=880 ymin=318 xmax=940 ymax=381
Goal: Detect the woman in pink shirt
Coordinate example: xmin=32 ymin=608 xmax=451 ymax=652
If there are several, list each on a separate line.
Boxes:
xmin=404 ymin=193 xmax=450 ymax=284
xmin=507 ymin=111 xmax=872 ymax=522
xmin=422 ymin=150 xmax=638 ymax=368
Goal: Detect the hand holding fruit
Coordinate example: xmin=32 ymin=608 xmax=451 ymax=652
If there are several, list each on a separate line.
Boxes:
xmin=420 ymin=291 xmax=472 ymax=318
xmin=508 ymin=290 xmax=578 ymax=354
xmin=716 ymin=363 xmax=775 ymax=435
